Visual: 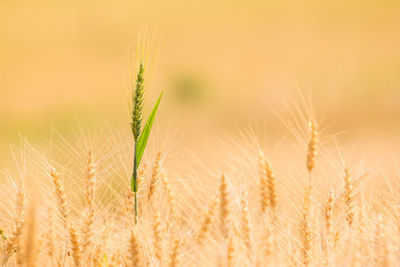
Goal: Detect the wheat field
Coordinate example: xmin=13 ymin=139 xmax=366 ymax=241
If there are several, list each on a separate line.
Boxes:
xmin=0 ymin=96 xmax=399 ymax=266
xmin=1 ymin=1 xmax=400 ymax=266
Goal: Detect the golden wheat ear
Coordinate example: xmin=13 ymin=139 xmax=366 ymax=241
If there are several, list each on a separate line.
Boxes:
xmin=306 ymin=120 xmax=318 ymax=175
xmin=240 ymin=192 xmax=255 ymax=263
xmin=82 ymin=150 xmax=96 ymax=252
xmin=197 ymin=194 xmax=219 ymax=246
xmin=343 ymin=168 xmax=355 ymax=228
xmin=4 ymin=182 xmax=25 ymax=265
xmin=219 ymin=174 xmax=231 ymax=239
xmin=169 ymin=238 xmax=182 ymax=267
xmin=258 ymin=154 xmax=269 ymax=214
xmin=129 ymin=230 xmax=142 ymax=267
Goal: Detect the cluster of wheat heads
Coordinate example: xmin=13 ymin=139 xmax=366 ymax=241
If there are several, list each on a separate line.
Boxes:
xmin=0 ymin=112 xmax=399 ymax=267
xmin=0 ymin=66 xmax=399 ymax=266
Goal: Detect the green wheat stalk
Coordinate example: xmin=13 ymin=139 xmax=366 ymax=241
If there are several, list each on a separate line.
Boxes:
xmin=131 ymin=62 xmax=163 ymax=224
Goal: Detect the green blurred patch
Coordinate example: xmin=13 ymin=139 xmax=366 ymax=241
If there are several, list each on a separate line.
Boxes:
xmin=170 ymin=72 xmax=210 ymax=107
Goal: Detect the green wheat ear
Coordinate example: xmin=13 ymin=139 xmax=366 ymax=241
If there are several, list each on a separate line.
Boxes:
xmin=131 ymin=63 xmax=145 ymax=142
xmin=130 ymin=61 xmax=163 ymax=223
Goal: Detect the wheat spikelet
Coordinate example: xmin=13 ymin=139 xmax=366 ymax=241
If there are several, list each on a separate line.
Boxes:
xmin=219 ymin=174 xmax=231 ymax=239
xmin=227 ymin=234 xmax=235 ymax=267
xmin=130 ymin=230 xmax=141 ymax=267
xmin=82 ymin=150 xmax=96 ymax=251
xmin=137 ymin=163 xmax=147 ymax=189
xmin=123 ymin=188 xmax=135 ymax=216
xmin=266 ymin=160 xmax=277 ymax=215
xmin=50 ymin=167 xmax=83 ymax=266
xmin=258 ymin=155 xmax=269 ymax=214
xmin=153 ymin=211 xmax=163 ymax=262
xmin=306 ymin=120 xmax=318 ymax=174
xmin=300 ymin=185 xmax=312 ymax=267
xmin=344 ymin=168 xmax=354 ymax=227
xmin=131 ymin=62 xmax=145 ymax=142
xmin=5 ymin=182 xmax=25 ymax=265
xmin=240 ymin=192 xmax=254 ymax=262
xmin=323 ymin=190 xmax=334 ymax=266
xmin=148 ymin=152 xmax=163 ymax=202
xmin=197 ymin=195 xmax=219 ymax=245
xmin=169 ymin=239 xmax=181 ymax=267
xmin=333 ymin=230 xmax=340 ymax=251
xmin=261 ymin=222 xmax=273 ymax=263
xmin=50 ymin=167 xmax=69 ymax=228
xmin=69 ymin=225 xmax=81 ymax=267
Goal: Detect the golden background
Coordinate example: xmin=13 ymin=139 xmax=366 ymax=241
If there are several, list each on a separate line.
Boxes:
xmin=1 ymin=0 xmax=400 ymax=166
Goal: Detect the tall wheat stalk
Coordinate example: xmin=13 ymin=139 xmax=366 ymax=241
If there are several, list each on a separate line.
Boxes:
xmin=131 ymin=63 xmax=145 ymax=224
xmin=83 ymin=150 xmax=96 ymax=252
xmin=130 ymin=62 xmax=163 ymax=224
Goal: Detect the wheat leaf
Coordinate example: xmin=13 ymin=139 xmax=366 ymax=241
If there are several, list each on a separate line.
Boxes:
xmin=136 ymin=91 xmax=163 ymax=166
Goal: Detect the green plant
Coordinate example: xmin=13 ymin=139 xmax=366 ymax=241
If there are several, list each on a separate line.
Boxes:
xmin=131 ymin=62 xmax=163 ymax=224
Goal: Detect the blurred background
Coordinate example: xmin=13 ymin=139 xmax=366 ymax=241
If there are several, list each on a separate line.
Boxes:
xmin=1 ymin=0 xmax=400 ymax=167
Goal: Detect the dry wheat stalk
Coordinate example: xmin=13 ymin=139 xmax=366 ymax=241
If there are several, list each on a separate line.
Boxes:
xmin=5 ymin=182 xmax=25 ymax=265
xmin=130 ymin=230 xmax=141 ymax=267
xmin=69 ymin=225 xmax=81 ymax=267
xmin=220 ymin=174 xmax=231 ymax=239
xmin=240 ymin=192 xmax=254 ymax=262
xmin=148 ymin=152 xmax=163 ymax=202
xmin=82 ymin=150 xmax=96 ymax=251
xmin=259 ymin=155 xmax=269 ymax=214
xmin=137 ymin=163 xmax=147 ymax=190
xmin=300 ymin=185 xmax=312 ymax=267
xmin=227 ymin=234 xmax=235 ymax=267
xmin=306 ymin=120 xmax=318 ymax=175
xmin=123 ymin=188 xmax=135 ymax=217
xmin=261 ymin=222 xmax=273 ymax=263
xmin=153 ymin=211 xmax=163 ymax=262
xmin=169 ymin=238 xmax=181 ymax=267
xmin=323 ymin=190 xmax=334 ymax=266
xmin=197 ymin=194 xmax=219 ymax=245
xmin=50 ymin=167 xmax=69 ymax=228
xmin=266 ymin=160 xmax=277 ymax=218
xmin=344 ymin=168 xmax=354 ymax=228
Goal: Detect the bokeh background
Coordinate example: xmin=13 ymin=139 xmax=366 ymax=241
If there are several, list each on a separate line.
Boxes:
xmin=1 ymin=0 xmax=400 ymax=167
